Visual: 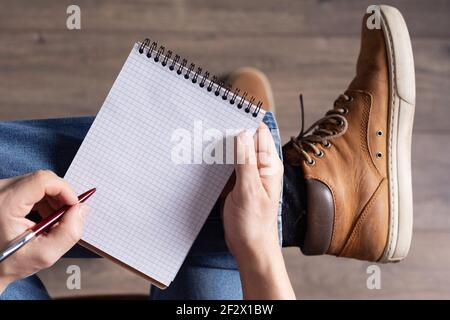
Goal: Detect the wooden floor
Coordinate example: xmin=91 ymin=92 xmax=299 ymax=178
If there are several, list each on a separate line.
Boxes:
xmin=1 ymin=0 xmax=449 ymax=299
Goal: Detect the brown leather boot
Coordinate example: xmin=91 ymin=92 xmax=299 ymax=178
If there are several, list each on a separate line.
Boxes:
xmin=283 ymin=5 xmax=415 ymax=262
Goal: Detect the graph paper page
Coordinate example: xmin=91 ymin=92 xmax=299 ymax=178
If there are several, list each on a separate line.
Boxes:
xmin=64 ymin=43 xmax=265 ymax=286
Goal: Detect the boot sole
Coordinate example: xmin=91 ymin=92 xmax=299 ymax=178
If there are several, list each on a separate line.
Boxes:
xmin=378 ymin=5 xmax=415 ymax=262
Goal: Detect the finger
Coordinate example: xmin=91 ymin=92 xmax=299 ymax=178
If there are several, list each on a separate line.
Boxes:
xmin=254 ymin=123 xmax=277 ymax=156
xmin=254 ymin=124 xmax=283 ymax=198
xmin=45 ymin=195 xmax=65 ymax=210
xmin=254 ymin=123 xmax=279 ymax=172
xmin=33 ymin=195 xmax=62 ymax=212
xmin=255 ymin=124 xmax=281 ymax=174
xmin=0 ymin=176 xmax=18 ymax=192
xmin=234 ymin=130 xmax=260 ymax=188
xmin=24 ymin=203 xmax=90 ymax=268
xmin=33 ymin=200 xmax=55 ymax=218
xmin=12 ymin=170 xmax=78 ymax=209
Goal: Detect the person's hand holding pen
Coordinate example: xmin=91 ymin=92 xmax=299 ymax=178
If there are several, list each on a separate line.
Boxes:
xmin=0 ymin=170 xmax=90 ymax=294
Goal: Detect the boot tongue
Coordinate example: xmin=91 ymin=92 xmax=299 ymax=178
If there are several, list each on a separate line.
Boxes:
xmin=283 ymin=142 xmax=304 ymax=166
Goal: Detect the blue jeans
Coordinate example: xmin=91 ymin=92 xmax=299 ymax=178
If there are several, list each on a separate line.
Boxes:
xmin=0 ymin=112 xmax=283 ymax=300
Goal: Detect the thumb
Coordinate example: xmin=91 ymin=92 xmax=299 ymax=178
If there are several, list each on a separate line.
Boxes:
xmin=234 ymin=130 xmax=261 ymax=189
xmin=26 ymin=204 xmax=90 ymax=267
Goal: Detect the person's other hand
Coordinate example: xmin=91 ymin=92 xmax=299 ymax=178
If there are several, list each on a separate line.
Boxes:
xmin=0 ymin=170 xmax=89 ymax=293
xmin=223 ymin=123 xmax=283 ymax=260
xmin=223 ymin=124 xmax=294 ymax=299
xmin=223 ymin=124 xmax=295 ymax=299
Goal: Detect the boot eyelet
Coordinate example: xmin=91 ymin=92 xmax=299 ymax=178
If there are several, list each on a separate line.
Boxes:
xmin=376 ymin=130 xmax=383 ymax=136
xmin=315 ymin=150 xmax=324 ymax=158
xmin=376 ymin=152 xmax=383 ymax=158
xmin=323 ymin=141 xmax=332 ymax=149
xmin=305 ymin=159 xmax=316 ymax=166
xmin=338 ymin=120 xmax=345 ymax=127
xmin=342 ymin=107 xmax=349 ymax=115
xmin=346 ymin=95 xmax=353 ymax=102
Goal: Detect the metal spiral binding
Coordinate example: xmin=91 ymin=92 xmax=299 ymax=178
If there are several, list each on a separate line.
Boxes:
xmin=138 ymin=38 xmax=263 ymax=117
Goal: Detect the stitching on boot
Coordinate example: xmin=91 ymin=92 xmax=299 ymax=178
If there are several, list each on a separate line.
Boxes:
xmin=359 ymin=92 xmax=380 ymax=173
xmin=339 ymin=178 xmax=386 ymax=258
xmin=346 ymin=89 xmax=381 ymax=176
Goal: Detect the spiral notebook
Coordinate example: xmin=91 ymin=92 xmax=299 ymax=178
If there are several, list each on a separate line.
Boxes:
xmin=64 ymin=39 xmax=265 ymax=288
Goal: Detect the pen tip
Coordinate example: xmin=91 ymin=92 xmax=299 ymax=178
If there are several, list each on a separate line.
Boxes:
xmin=86 ymin=188 xmax=96 ymax=195
xmin=78 ymin=188 xmax=97 ymax=202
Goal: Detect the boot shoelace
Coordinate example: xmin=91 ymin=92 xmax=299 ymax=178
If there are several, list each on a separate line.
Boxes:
xmin=290 ymin=94 xmax=351 ymax=166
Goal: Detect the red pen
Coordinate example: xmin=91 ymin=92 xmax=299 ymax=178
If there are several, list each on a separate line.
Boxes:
xmin=0 ymin=188 xmax=96 ymax=263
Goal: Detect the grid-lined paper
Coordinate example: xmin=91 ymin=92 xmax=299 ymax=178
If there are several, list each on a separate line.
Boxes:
xmin=64 ymin=43 xmax=264 ymax=287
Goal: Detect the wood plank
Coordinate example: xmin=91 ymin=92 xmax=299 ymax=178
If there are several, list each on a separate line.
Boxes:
xmin=38 ymin=258 xmax=149 ymax=298
xmin=409 ymin=134 xmax=450 ymax=232
xmin=283 ymin=231 xmax=450 ymax=299
xmin=0 ymin=0 xmax=449 ymax=37
xmin=38 ymin=231 xmax=450 ymax=299
xmin=0 ymin=33 xmax=449 ymax=133
xmin=1 ymin=0 xmax=449 ymax=300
